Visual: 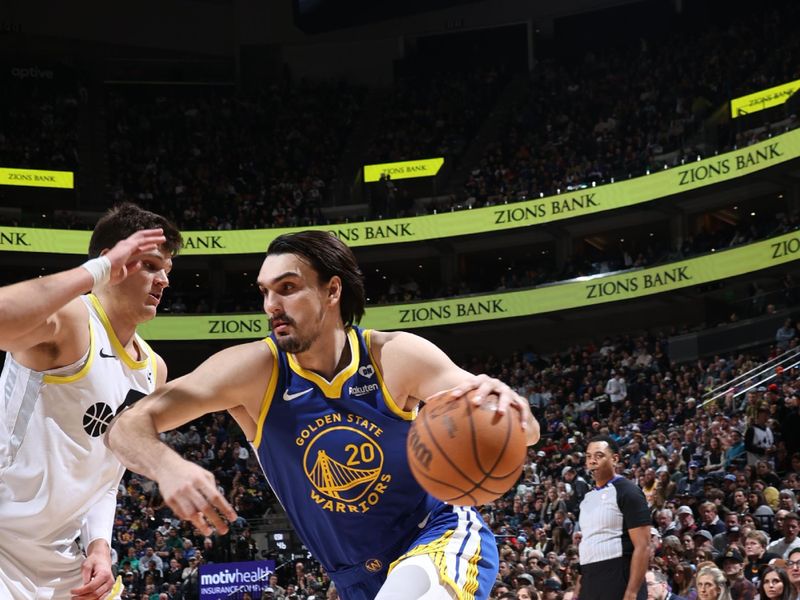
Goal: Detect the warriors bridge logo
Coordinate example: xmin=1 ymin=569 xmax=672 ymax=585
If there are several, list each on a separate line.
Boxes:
xmin=300 ymin=418 xmax=392 ymax=514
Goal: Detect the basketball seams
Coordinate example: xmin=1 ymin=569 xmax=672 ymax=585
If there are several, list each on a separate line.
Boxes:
xmin=409 ymin=463 xmax=478 ymax=505
xmin=407 ymin=393 xmax=526 ymax=505
xmin=420 ymin=401 xmax=476 ymax=486
xmin=468 ymin=400 xmax=513 ymax=478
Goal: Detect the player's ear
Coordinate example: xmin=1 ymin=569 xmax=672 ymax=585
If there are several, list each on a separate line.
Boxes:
xmin=327 ymin=275 xmax=342 ymax=304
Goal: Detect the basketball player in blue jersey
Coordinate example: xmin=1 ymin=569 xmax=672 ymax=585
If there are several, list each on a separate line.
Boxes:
xmin=0 ymin=203 xmax=181 ymax=600
xmin=108 ymin=230 xmax=540 ymax=600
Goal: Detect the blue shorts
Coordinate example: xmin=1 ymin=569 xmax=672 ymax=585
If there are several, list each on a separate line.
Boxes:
xmin=329 ymin=504 xmax=499 ymax=600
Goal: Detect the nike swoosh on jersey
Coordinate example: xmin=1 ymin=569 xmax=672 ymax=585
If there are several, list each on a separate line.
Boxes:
xmin=283 ymin=388 xmax=314 ymax=401
xmin=99 ymin=349 xmax=116 ymax=359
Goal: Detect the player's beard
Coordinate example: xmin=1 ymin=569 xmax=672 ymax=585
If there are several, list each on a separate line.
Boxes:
xmin=272 ymin=314 xmax=322 ymax=354
xmin=275 ymin=332 xmax=316 ymax=353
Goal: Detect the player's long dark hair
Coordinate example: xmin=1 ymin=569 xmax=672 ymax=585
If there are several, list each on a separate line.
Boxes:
xmin=267 ymin=231 xmax=366 ymax=327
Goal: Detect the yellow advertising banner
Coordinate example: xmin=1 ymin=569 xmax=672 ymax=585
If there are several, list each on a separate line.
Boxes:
xmin=137 ymin=231 xmax=800 ymax=340
xmin=2 ymin=128 xmax=799 ymax=255
xmin=731 ymin=79 xmax=800 ymax=118
xmin=363 ymin=157 xmax=444 ymax=182
xmin=0 ymin=167 xmax=74 ymax=189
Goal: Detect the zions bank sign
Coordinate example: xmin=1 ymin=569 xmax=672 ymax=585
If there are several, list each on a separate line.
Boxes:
xmin=3 ymin=128 xmax=800 ymax=254
xmin=137 ymin=231 xmax=800 ymax=340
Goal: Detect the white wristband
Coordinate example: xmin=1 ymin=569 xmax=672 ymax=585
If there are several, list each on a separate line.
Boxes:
xmin=82 ymin=256 xmax=112 ymax=288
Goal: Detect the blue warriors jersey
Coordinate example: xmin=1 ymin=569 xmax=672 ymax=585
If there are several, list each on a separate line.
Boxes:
xmin=252 ymin=327 xmax=497 ymax=600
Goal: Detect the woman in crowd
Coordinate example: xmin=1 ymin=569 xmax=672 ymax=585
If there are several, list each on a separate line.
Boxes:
xmin=703 ymin=436 xmax=725 ymax=473
xmin=672 ymin=561 xmax=698 ymax=600
xmin=749 ymin=490 xmax=776 ymax=528
xmin=786 ymin=547 xmax=800 ymax=600
xmin=696 ymin=566 xmax=732 ymax=600
xmin=779 ymin=490 xmax=798 ymax=513
xmin=758 ymin=566 xmax=793 ymax=600
xmin=655 ymin=466 xmax=677 ymax=508
xmin=540 ymin=487 xmax=567 ymax=524
xmin=516 ymin=585 xmax=538 ymax=600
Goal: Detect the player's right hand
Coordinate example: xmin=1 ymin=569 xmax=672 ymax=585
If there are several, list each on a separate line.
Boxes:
xmin=157 ymin=458 xmax=238 ymax=536
xmin=104 ymin=228 xmax=167 ymax=285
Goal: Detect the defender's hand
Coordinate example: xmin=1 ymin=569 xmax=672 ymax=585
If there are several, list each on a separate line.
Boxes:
xmin=105 ymin=228 xmax=167 ymax=285
xmin=71 ymin=550 xmax=115 ymax=600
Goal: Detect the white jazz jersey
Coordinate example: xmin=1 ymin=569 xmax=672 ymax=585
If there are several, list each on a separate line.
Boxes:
xmin=0 ymin=294 xmax=157 ymax=546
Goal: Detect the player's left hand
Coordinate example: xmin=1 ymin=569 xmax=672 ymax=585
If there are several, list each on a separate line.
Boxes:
xmin=71 ymin=549 xmax=116 ymax=600
xmin=426 ymin=374 xmax=540 ymax=444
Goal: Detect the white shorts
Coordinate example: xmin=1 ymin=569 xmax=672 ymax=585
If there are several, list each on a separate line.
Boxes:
xmin=0 ymin=533 xmax=86 ymax=600
xmin=376 ymin=555 xmax=457 ymax=600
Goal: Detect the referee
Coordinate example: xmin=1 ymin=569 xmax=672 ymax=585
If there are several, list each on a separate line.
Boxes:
xmin=577 ymin=435 xmax=650 ymax=600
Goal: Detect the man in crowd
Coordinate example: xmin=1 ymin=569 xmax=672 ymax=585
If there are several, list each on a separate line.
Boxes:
xmin=698 ymin=502 xmax=726 ymax=536
xmin=692 ymin=530 xmax=717 ymax=559
xmin=712 ymin=512 xmax=742 ymax=555
xmin=767 ymin=512 xmax=800 ymax=558
xmin=718 ymin=547 xmax=756 ymax=600
xmin=743 ymin=530 xmax=780 ymax=583
xmin=645 ymin=569 xmax=687 ymax=600
xmin=745 ymin=405 xmax=775 ymax=467
xmin=676 ymin=462 xmax=705 ymax=498
xmin=675 ymin=506 xmax=697 ymax=538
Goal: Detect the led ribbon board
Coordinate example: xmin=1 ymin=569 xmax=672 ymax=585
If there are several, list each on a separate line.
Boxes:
xmin=137 ymin=230 xmax=800 ymax=339
xmin=731 ymin=79 xmax=800 ymax=118
xmin=363 ymin=157 xmax=444 ymax=182
xmin=0 ymin=167 xmax=74 ymax=189
xmin=1 ymin=129 xmax=798 ymax=254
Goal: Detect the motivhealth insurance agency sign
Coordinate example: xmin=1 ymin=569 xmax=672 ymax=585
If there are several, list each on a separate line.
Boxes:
xmin=199 ymin=560 xmax=275 ymax=599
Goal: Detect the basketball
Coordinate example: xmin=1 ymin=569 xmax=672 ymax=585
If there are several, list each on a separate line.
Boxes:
xmin=406 ymin=390 xmax=527 ymax=506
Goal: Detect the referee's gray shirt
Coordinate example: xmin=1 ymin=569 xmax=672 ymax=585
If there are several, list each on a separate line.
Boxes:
xmin=578 ymin=475 xmax=650 ymax=565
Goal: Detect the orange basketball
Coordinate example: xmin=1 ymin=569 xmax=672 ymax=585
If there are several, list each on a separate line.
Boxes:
xmin=406 ymin=390 xmax=527 ymax=506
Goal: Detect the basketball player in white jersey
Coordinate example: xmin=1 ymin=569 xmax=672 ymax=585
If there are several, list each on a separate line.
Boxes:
xmin=0 ymin=203 xmax=181 ymax=600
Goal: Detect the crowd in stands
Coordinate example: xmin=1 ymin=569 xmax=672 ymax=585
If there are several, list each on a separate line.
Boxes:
xmin=109 ymin=321 xmax=800 ymax=599
xmin=366 ymin=67 xmax=507 ymax=166
xmin=1 ymin=3 xmax=797 ymax=234
xmin=105 ymin=80 xmax=366 ymax=231
xmin=150 ymin=203 xmax=799 ymax=319
xmin=455 ymin=1 xmax=800 ymax=211
xmin=0 ymin=68 xmax=82 ymax=172
xmin=3 ymin=3 xmax=800 ymax=600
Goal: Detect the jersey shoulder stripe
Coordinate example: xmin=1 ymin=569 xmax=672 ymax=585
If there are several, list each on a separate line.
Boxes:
xmin=252 ymin=337 xmax=279 ymax=448
xmin=42 ymin=320 xmax=95 ymax=385
xmin=363 ymin=329 xmax=415 ymax=421
xmin=86 ymin=294 xmax=148 ymax=370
